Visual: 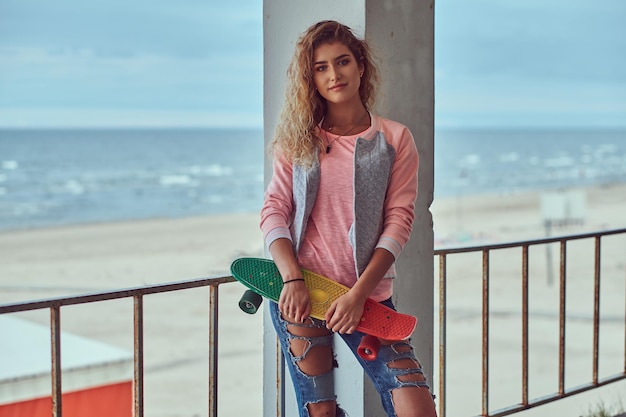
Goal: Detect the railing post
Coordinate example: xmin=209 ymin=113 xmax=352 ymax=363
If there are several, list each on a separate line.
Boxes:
xmin=438 ymin=254 xmax=447 ymax=417
xmin=209 ymin=285 xmax=219 ymax=417
xmin=522 ymin=245 xmax=529 ymax=407
xmin=558 ymin=240 xmax=567 ymax=396
xmin=134 ymin=295 xmax=144 ymax=417
xmin=482 ymin=249 xmax=490 ymax=416
xmin=51 ymin=305 xmax=62 ymax=417
xmin=592 ymin=236 xmax=601 ymax=385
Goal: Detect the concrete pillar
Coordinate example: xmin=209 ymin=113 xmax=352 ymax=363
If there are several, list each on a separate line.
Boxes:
xmin=262 ymin=2 xmax=434 ymax=416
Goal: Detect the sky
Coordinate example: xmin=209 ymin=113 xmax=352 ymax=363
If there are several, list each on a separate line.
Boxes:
xmin=435 ymin=0 xmax=626 ymax=128
xmin=0 ymin=0 xmax=624 ymax=129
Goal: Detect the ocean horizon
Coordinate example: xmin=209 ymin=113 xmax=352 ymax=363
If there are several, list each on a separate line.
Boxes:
xmin=1 ymin=127 xmax=625 ymax=231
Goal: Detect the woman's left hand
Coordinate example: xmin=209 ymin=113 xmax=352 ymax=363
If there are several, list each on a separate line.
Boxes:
xmin=324 ymin=291 xmax=366 ymax=334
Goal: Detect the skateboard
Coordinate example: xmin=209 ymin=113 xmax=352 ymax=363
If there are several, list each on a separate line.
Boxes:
xmin=230 ymin=257 xmax=417 ymax=360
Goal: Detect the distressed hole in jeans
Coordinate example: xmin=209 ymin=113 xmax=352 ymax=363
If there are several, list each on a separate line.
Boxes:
xmin=389 ymin=358 xmax=426 ymax=383
xmin=385 ymin=342 xmax=425 ymax=383
xmin=307 ymin=400 xmax=338 ymax=417
xmin=286 ymin=324 xmax=334 ymax=376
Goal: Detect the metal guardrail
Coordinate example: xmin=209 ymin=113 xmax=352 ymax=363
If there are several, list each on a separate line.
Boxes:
xmin=2 ymin=228 xmax=625 ymax=417
xmin=436 ymin=228 xmax=626 ymax=417
xmin=0 ymin=276 xmax=235 ymax=417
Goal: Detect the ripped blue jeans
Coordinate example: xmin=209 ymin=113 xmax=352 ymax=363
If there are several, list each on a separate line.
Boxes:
xmin=269 ymin=298 xmax=431 ymax=417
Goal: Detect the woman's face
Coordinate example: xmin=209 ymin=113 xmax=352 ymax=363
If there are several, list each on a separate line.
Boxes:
xmin=312 ymin=42 xmax=363 ymax=106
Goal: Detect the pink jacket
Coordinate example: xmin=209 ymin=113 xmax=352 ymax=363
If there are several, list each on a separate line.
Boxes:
xmin=260 ymin=114 xmax=418 ymax=301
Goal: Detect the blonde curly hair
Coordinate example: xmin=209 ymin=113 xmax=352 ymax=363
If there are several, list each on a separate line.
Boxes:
xmin=271 ymin=20 xmax=379 ymax=166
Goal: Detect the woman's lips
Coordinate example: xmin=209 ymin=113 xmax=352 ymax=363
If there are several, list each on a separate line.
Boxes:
xmin=329 ymin=83 xmax=347 ymax=91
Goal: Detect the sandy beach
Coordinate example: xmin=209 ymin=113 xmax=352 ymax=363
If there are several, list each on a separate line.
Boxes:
xmin=1 ymin=184 xmax=625 ymax=416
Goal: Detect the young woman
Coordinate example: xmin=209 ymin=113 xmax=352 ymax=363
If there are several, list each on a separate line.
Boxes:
xmin=260 ymin=20 xmax=437 ymax=417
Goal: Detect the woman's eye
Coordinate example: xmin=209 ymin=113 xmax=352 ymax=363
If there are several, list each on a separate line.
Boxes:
xmin=338 ymin=59 xmax=350 ymax=66
xmin=315 ymin=65 xmax=326 ymax=72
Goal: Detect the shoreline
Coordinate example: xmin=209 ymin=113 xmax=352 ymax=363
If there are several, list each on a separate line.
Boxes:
xmin=2 ymin=180 xmax=625 ymax=235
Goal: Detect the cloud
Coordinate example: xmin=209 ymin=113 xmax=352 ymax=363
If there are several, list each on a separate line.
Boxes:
xmin=0 ymin=107 xmax=263 ymax=129
xmin=1 ymin=0 xmax=624 ymax=128
xmin=435 ymin=0 xmax=626 ymax=127
xmin=0 ymin=0 xmax=263 ymax=127
xmin=436 ymin=0 xmax=626 ymax=81
xmin=1 ymin=46 xmax=261 ymax=106
xmin=0 ymin=0 xmax=261 ymax=58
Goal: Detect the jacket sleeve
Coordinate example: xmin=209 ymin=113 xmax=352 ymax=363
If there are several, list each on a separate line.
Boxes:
xmin=376 ymin=125 xmax=418 ymax=259
xmin=260 ymin=152 xmax=294 ymax=249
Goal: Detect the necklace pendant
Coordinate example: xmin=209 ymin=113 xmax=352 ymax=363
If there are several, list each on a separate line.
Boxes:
xmin=326 ymin=145 xmax=331 ymax=153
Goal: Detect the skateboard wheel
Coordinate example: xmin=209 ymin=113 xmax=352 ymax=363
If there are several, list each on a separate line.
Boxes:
xmin=357 ymin=335 xmax=381 ymax=361
xmin=239 ymin=290 xmax=263 ymax=314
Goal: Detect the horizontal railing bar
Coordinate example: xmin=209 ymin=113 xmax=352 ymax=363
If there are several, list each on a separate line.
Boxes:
xmin=0 ymin=276 xmax=235 ymax=314
xmin=434 ymin=228 xmax=626 ymax=255
xmin=479 ymin=373 xmax=626 ymax=417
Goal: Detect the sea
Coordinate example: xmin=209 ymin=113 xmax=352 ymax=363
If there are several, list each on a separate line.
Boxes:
xmin=1 ymin=128 xmax=625 ymax=232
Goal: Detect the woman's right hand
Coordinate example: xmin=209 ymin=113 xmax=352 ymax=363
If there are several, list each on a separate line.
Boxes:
xmin=278 ymin=281 xmax=311 ymax=323
xmin=268 ymin=237 xmax=311 ymax=323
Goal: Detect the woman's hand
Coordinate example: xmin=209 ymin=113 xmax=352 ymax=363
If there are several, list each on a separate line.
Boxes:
xmin=278 ymin=281 xmax=311 ymax=323
xmin=324 ymin=290 xmax=366 ymax=334
xmin=324 ymin=247 xmax=396 ymax=333
xmin=269 ymin=238 xmax=311 ymax=323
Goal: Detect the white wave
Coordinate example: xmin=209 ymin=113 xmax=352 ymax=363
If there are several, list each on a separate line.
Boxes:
xmin=581 ymin=144 xmax=593 ymax=153
xmin=499 ymin=152 xmax=519 ymax=163
xmin=459 ymin=154 xmax=480 ymax=166
xmin=603 ymin=155 xmax=623 ymax=166
xmin=185 ymin=164 xmax=233 ymax=176
xmin=159 ymin=174 xmax=197 ymax=187
xmin=544 ymin=155 xmax=575 ymax=168
xmin=12 ymin=203 xmax=42 ymax=216
xmin=207 ymin=195 xmax=225 ymax=204
xmin=64 ymin=180 xmax=85 ymax=195
xmin=597 ymin=143 xmax=617 ymax=153
xmin=1 ymin=160 xmax=18 ymax=170
xmin=45 ymin=180 xmax=86 ymax=195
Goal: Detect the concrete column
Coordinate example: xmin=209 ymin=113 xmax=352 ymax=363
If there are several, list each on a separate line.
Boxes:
xmin=364 ymin=3 xmax=435 ymax=416
xmin=262 ymin=2 xmax=434 ymax=416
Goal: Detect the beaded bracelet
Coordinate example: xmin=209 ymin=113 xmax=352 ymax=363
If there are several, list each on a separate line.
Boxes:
xmin=283 ymin=278 xmax=305 ymax=284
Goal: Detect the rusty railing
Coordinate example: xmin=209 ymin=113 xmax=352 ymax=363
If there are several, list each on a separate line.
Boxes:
xmin=436 ymin=228 xmax=626 ymax=417
xmin=0 ymin=276 xmax=234 ymax=417
xmin=2 ymin=228 xmax=626 ymax=417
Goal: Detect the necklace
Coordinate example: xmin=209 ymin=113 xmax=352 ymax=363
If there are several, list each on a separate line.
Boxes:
xmin=322 ymin=112 xmax=369 ymax=154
